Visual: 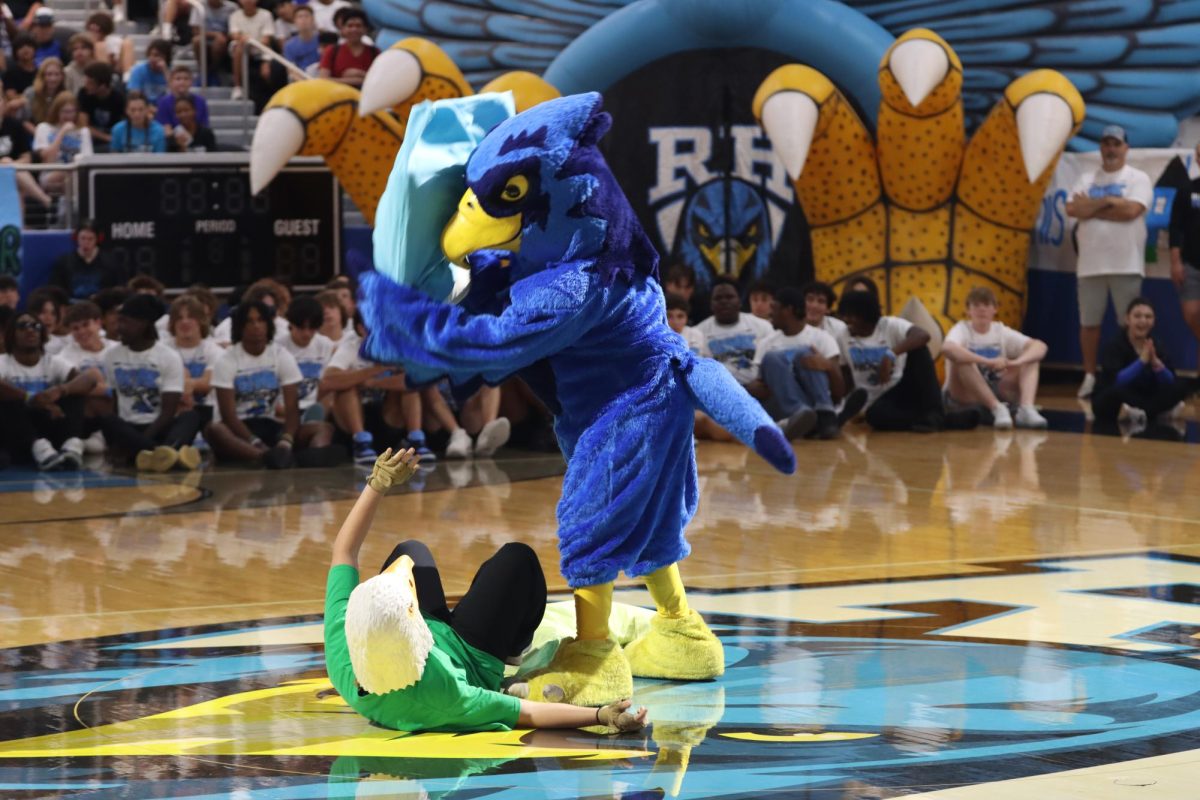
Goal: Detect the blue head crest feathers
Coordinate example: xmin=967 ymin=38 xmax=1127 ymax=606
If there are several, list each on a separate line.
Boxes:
xmin=465 ymin=92 xmax=659 ymax=285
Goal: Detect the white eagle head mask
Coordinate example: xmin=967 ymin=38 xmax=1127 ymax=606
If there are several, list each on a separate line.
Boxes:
xmin=344 ymin=555 xmax=435 ymax=694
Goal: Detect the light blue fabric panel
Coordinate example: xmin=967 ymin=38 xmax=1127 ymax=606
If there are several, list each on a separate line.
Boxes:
xmin=0 ymin=166 xmax=22 ymax=282
xmin=372 ymin=92 xmax=516 ymax=301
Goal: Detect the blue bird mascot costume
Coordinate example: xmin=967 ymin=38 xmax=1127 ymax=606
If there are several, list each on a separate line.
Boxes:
xmin=359 ymin=90 xmax=796 ymax=706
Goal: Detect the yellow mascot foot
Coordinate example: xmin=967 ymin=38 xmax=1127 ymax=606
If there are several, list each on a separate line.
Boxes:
xmin=520 ymin=637 xmax=633 ymax=707
xmin=624 ymin=609 xmax=725 ymax=680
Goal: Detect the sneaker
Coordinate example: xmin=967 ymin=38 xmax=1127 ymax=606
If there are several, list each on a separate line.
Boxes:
xmin=445 ymin=427 xmax=473 ymax=459
xmin=59 ymin=437 xmax=84 ymax=471
xmin=814 ymin=410 xmax=839 ymax=440
xmin=910 ymin=412 xmax=944 ymax=434
xmin=944 ymin=408 xmax=982 ymax=430
xmin=136 ymin=446 xmax=178 ymax=472
xmin=406 ymin=431 xmax=436 ymax=463
xmin=177 ymin=445 xmax=202 ymax=471
xmin=231 ymin=86 xmax=245 ymax=100
xmin=992 ymin=404 xmax=1013 ymax=430
xmin=1015 ymin=405 xmax=1048 ymax=429
xmin=836 ymin=388 xmax=869 ymax=428
xmin=1077 ymin=373 xmax=1096 ymax=398
xmin=83 ymin=430 xmax=107 ymax=455
xmin=352 ymin=431 xmax=377 ymax=466
xmin=263 ymin=444 xmax=294 ymax=470
xmin=32 ymin=438 xmax=64 ymax=471
xmin=1120 ymin=404 xmax=1148 ymax=429
xmin=474 ymin=417 xmax=511 ymax=457
xmin=781 ymin=408 xmax=817 ymax=441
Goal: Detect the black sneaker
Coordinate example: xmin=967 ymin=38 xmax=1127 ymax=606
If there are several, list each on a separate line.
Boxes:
xmin=263 ymin=444 xmax=295 ymax=470
xmin=911 ymin=412 xmax=944 ymax=434
xmin=945 ymin=408 xmax=982 ymax=430
xmin=815 ymin=410 xmax=839 ymax=439
xmin=782 ymin=408 xmax=818 ymax=441
xmin=837 ymin=388 xmax=869 ymax=427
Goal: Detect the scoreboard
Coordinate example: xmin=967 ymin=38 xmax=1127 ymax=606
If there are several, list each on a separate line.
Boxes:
xmin=80 ymin=155 xmax=341 ymax=290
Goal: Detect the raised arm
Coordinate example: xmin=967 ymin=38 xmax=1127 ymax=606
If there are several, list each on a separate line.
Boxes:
xmin=331 ymin=448 xmax=419 ymax=569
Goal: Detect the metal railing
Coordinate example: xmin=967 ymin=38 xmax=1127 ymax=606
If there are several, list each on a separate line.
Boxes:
xmin=8 ymin=163 xmax=80 ymax=230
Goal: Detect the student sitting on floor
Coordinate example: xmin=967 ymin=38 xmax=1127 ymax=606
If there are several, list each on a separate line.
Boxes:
xmin=1092 ymin=296 xmax=1194 ymax=430
xmin=167 ymin=294 xmax=224 ymax=439
xmin=0 ymin=310 xmax=96 ymax=469
xmin=277 ymin=295 xmax=336 ymax=423
xmin=322 ymin=312 xmax=427 ymax=465
xmin=100 ymin=294 xmax=203 ymax=472
xmin=207 ymin=300 xmax=340 ymax=469
xmin=58 ymin=300 xmax=115 ymax=454
xmin=942 ymin=286 xmax=1049 ymax=430
xmin=325 ymin=446 xmax=648 ymax=734
xmin=745 ymin=287 xmax=867 ymax=440
xmin=666 ymin=292 xmax=709 ymax=357
xmin=839 ymin=289 xmax=978 ymax=433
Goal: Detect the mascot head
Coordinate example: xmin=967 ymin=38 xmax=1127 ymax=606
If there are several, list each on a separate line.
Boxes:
xmin=441 ymin=92 xmax=659 ymax=286
xmin=344 ymin=555 xmax=434 ymax=695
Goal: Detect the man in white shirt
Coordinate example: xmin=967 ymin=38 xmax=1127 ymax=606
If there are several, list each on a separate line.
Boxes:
xmin=279 ymin=295 xmax=336 ymax=421
xmin=228 ymin=0 xmax=274 ymax=99
xmin=745 ymin=287 xmax=853 ymax=440
xmin=1066 ymin=124 xmax=1154 ymax=398
xmin=695 ymin=277 xmax=774 ymax=386
xmin=942 ymin=286 xmax=1049 ymax=429
xmin=839 ymin=289 xmax=978 ymax=433
xmin=99 ymin=295 xmax=203 ymax=471
xmin=61 ymin=300 xmax=117 ymax=453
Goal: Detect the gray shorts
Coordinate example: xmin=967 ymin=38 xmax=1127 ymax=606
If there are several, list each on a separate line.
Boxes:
xmin=1077 ymin=274 xmax=1143 ymax=327
xmin=1182 ymin=263 xmax=1200 ymax=302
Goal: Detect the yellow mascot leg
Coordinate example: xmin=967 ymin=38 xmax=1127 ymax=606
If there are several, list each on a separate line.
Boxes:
xmin=520 ymin=581 xmax=634 ymax=707
xmin=624 ymin=563 xmax=724 ymax=680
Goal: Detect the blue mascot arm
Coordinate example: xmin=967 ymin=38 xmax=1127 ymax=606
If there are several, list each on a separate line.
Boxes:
xmin=358 ymin=267 xmax=600 ymax=387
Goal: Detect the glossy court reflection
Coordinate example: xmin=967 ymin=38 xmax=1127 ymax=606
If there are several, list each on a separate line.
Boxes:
xmin=2 ymin=423 xmax=1200 ymax=798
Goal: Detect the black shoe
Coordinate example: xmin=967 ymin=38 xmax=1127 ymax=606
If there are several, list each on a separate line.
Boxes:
xmin=815 ymin=410 xmax=839 ymax=439
xmin=911 ymin=412 xmax=944 ymax=434
xmin=263 ymin=444 xmax=295 ymax=470
xmin=945 ymin=408 xmax=982 ymax=430
xmin=837 ymin=388 xmax=869 ymax=427
xmin=782 ymin=408 xmax=817 ymax=441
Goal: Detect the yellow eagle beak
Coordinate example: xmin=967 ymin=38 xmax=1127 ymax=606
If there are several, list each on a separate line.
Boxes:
xmin=441 ymin=189 xmax=522 ymax=267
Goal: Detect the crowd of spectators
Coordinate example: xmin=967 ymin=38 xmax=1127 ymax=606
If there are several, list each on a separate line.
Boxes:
xmin=0 ymin=0 xmax=382 ymax=222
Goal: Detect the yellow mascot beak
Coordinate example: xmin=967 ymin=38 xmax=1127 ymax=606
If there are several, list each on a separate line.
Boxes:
xmin=441 ymin=189 xmax=522 ymax=267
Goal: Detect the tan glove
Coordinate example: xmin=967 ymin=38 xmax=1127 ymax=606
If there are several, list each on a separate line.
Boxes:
xmin=597 ymin=699 xmax=649 ymax=733
xmin=367 ymin=447 xmax=420 ymax=494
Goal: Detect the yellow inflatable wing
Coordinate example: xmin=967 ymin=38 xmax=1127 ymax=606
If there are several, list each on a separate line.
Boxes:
xmin=752 ymin=28 xmax=1085 ymax=334
xmin=251 ymin=38 xmax=560 ymax=226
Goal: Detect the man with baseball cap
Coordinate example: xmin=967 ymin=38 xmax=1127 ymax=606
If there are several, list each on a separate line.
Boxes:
xmin=1066 ymin=124 xmax=1155 ymax=398
xmin=30 ymin=7 xmax=63 ymax=65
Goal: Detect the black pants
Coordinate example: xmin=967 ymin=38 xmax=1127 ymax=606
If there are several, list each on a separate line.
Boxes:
xmin=1092 ymin=380 xmax=1192 ymax=424
xmin=865 ymin=345 xmax=943 ymax=431
xmin=100 ymin=410 xmax=203 ymax=455
xmin=380 ymin=540 xmax=547 ymax=662
xmin=0 ymin=396 xmax=85 ymax=462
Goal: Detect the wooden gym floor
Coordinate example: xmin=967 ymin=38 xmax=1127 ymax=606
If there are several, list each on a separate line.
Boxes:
xmin=2 ymin=390 xmax=1200 ymax=798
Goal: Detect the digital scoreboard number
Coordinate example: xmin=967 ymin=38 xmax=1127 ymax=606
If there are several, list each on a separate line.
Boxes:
xmin=84 ymin=162 xmax=340 ymax=290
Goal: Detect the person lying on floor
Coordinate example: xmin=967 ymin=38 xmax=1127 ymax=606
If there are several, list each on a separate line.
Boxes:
xmin=324 ymin=447 xmax=649 ymax=734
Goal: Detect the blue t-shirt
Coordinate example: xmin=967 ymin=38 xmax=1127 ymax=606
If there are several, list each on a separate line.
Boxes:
xmin=34 ymin=40 xmax=63 ymax=66
xmin=110 ymin=119 xmax=167 ymax=153
xmin=282 ymin=34 xmax=321 ymax=70
xmin=155 ymin=91 xmax=209 ymax=127
xmin=127 ymin=62 xmax=169 ymax=103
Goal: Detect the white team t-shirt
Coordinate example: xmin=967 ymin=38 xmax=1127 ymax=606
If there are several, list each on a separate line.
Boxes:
xmin=1073 ymin=164 xmax=1155 ymax=278
xmin=278 ymin=332 xmax=335 ymax=410
xmin=103 ymin=342 xmax=186 ymax=425
xmin=0 ymin=353 xmax=72 ymax=394
xmin=229 ymin=7 xmax=274 ymax=40
xmin=211 ymin=342 xmax=302 ymax=420
xmin=59 ymin=339 xmax=116 ymax=378
xmin=696 ymin=313 xmax=774 ymax=385
xmin=678 ymin=326 xmax=709 ymax=358
xmin=324 ymin=329 xmax=388 ymax=404
xmin=753 ymin=326 xmax=841 ymax=375
xmin=310 ymin=0 xmax=349 ymax=32
xmin=819 ymin=315 xmax=853 ymax=368
xmin=173 ymin=338 xmax=226 ymax=406
xmin=846 ymin=316 xmax=914 ymax=406
xmin=44 ymin=334 xmax=71 ymax=356
xmin=943 ymin=320 xmax=1032 ymax=388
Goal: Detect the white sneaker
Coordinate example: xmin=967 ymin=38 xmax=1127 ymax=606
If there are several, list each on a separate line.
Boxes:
xmin=445 ymin=427 xmax=473 ymax=459
xmin=1077 ymin=373 xmax=1096 ymax=398
xmin=59 ymin=437 xmax=84 ymax=470
xmin=230 ymin=86 xmax=245 ymax=101
xmin=1014 ymin=405 xmax=1047 ymax=429
xmin=83 ymin=430 xmax=107 ymax=454
xmin=474 ymin=417 xmax=511 ymax=458
xmin=1121 ymin=404 xmax=1148 ymax=429
xmin=992 ymin=404 xmax=1013 ymax=430
xmin=32 ymin=438 xmax=63 ymax=471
